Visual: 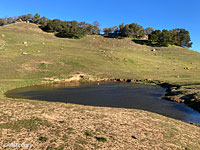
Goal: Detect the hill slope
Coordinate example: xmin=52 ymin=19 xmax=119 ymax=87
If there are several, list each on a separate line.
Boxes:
xmin=0 ymin=22 xmax=200 ymax=149
xmin=0 ymin=22 xmax=200 ymax=83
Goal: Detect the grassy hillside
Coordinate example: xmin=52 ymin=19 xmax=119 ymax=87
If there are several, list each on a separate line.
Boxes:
xmin=0 ymin=22 xmax=200 ymax=83
xmin=0 ymin=22 xmax=200 ymax=149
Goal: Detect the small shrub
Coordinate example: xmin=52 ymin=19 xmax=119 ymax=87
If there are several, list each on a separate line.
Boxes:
xmin=58 ymin=120 xmax=65 ymax=123
xmin=128 ymin=59 xmax=134 ymax=63
xmin=39 ymin=63 xmax=46 ymax=69
xmin=95 ymin=136 xmax=107 ymax=142
xmin=85 ymin=131 xmax=94 ymax=137
xmin=63 ymin=135 xmax=68 ymax=141
xmin=39 ymin=136 xmax=48 ymax=142
xmin=46 ymin=146 xmax=53 ymax=150
xmin=50 ymin=139 xmax=56 ymax=143
xmin=67 ymin=127 xmax=73 ymax=131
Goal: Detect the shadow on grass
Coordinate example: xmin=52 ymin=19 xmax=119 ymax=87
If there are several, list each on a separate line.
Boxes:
xmin=102 ymin=35 xmax=124 ymax=39
xmin=133 ymin=39 xmax=162 ymax=47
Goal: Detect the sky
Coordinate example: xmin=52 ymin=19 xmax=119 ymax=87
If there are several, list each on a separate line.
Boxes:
xmin=0 ymin=0 xmax=199 ymax=52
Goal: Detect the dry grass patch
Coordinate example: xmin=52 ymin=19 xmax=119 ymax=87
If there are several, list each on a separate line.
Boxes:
xmin=0 ymin=99 xmax=200 ymax=149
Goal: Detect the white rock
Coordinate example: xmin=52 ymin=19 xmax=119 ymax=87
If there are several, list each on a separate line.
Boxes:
xmin=23 ymin=41 xmax=28 ymax=46
xmin=22 ymin=52 xmax=28 ymax=55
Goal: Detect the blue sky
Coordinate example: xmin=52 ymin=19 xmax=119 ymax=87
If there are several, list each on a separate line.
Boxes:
xmin=0 ymin=0 xmax=199 ymax=52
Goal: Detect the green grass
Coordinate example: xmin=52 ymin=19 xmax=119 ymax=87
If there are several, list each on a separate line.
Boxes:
xmin=0 ymin=22 xmax=200 ymax=86
xmin=39 ymin=63 xmax=47 ymax=69
xmin=62 ymin=60 xmax=85 ymax=68
xmin=0 ymin=118 xmax=50 ymax=132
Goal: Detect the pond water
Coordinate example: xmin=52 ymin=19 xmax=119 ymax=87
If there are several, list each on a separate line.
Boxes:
xmin=5 ymin=82 xmax=200 ymax=124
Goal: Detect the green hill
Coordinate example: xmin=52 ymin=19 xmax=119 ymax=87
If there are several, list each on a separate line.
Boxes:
xmin=1 ymin=23 xmax=200 ymax=82
xmin=0 ymin=22 xmax=200 ymax=149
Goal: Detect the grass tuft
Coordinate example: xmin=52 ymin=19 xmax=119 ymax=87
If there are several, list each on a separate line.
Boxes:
xmin=38 ymin=136 xmax=48 ymax=142
xmin=95 ymin=136 xmax=107 ymax=142
xmin=85 ymin=131 xmax=94 ymax=137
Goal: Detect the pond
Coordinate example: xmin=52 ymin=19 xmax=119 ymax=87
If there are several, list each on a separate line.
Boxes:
xmin=5 ymin=82 xmax=200 ymax=124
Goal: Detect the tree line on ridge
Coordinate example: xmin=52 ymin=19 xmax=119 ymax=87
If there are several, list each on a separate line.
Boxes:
xmin=0 ymin=14 xmax=192 ymax=47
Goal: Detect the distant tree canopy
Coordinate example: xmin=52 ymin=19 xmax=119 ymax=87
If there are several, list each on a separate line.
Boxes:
xmin=103 ymin=23 xmax=192 ymax=48
xmin=145 ymin=27 xmax=154 ymax=35
xmin=0 ymin=18 xmax=5 ymax=25
xmin=0 ymin=13 xmax=193 ymax=47
xmin=103 ymin=23 xmax=146 ymax=38
xmin=120 ymin=23 xmax=145 ymax=38
xmin=149 ymin=29 xmax=192 ymax=47
xmin=32 ymin=13 xmax=40 ymax=23
xmin=0 ymin=13 xmax=100 ymax=39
